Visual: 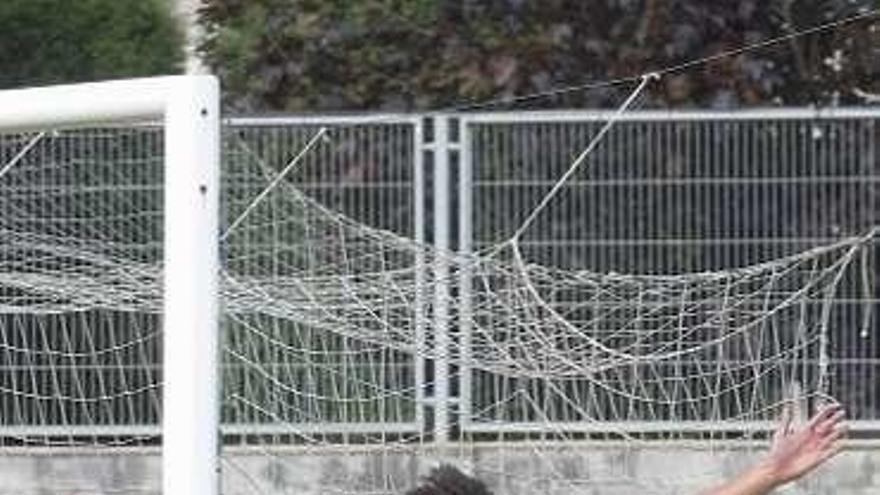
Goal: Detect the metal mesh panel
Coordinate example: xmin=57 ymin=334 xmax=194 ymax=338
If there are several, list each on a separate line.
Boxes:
xmin=0 ymin=128 xmax=164 ymax=444
xmin=1 ymin=110 xmax=878 ymax=447
xmin=220 ymin=119 xmax=422 ymax=441
xmin=462 ymin=110 xmax=880 ymax=427
xmin=0 ymin=118 xmax=423 ymax=444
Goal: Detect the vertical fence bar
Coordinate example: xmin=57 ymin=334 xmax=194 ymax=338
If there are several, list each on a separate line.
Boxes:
xmin=432 ymin=115 xmax=451 ymax=442
xmin=458 ymin=118 xmax=474 ymax=429
xmin=413 ymin=118 xmax=427 ymax=435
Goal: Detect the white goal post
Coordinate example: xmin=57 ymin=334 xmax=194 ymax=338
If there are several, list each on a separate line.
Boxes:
xmin=0 ymin=76 xmax=220 ymax=495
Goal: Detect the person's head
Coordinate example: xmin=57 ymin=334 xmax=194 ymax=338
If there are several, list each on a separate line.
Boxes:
xmin=405 ymin=464 xmax=493 ymax=495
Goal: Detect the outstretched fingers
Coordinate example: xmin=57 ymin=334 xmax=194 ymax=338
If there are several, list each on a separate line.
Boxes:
xmin=818 ymin=422 xmax=848 ymax=447
xmin=816 ymin=426 xmax=846 ymax=460
xmin=816 ymin=409 xmax=846 ymax=435
xmin=808 ymin=404 xmax=844 ymax=431
xmin=773 ymin=403 xmax=795 ymax=443
xmin=762 ymin=403 xmax=847 ymax=484
xmin=812 ymin=408 xmax=848 ymax=469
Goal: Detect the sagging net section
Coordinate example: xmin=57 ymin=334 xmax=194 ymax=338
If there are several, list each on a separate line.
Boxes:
xmin=0 ymin=130 xmax=163 ymax=453
xmin=0 ymin=126 xmax=869 ymax=494
xmin=218 ymin=131 xmax=867 ymax=494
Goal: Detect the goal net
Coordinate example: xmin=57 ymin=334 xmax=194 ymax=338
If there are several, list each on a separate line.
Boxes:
xmin=217 ymin=124 xmax=868 ymax=494
xmin=0 ymin=80 xmax=870 ymax=495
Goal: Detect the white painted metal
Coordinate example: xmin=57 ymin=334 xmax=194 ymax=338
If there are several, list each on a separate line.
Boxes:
xmin=460 ymin=419 xmax=880 ymax=434
xmin=0 ymin=77 xmax=181 ymax=130
xmin=227 ymin=114 xmax=420 ymax=127
xmin=223 ymin=117 xmax=423 ymax=445
xmin=2 ymin=106 xmax=880 ymax=449
xmin=458 ymin=117 xmax=474 ymax=428
xmin=457 ymin=107 xmax=880 ymax=434
xmin=431 ymin=115 xmax=451 ymax=443
xmin=0 ymin=76 xmax=222 ymax=495
xmin=0 ymin=421 xmax=417 ymax=438
xmin=221 ymin=421 xmax=417 ymax=436
xmin=413 ymin=118 xmax=427 ymax=434
xmin=162 ymin=77 xmax=220 ymax=495
xmin=462 ymin=107 xmax=880 ymax=124
xmin=0 ymin=425 xmax=163 ymax=437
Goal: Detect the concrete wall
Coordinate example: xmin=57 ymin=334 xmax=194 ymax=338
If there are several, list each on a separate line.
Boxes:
xmin=0 ymin=443 xmax=877 ymax=495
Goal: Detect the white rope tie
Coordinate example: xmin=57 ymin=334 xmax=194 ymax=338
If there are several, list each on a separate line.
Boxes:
xmin=508 ymin=73 xmax=658 ymax=243
xmin=0 ymin=132 xmax=45 ymax=180
xmin=221 ymin=127 xmax=329 ymax=241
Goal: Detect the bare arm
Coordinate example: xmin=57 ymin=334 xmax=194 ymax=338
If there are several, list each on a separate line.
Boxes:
xmin=698 ymin=404 xmax=846 ymax=495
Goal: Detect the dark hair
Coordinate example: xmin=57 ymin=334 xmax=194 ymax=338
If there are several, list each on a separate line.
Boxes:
xmin=405 ymin=464 xmax=493 ymax=495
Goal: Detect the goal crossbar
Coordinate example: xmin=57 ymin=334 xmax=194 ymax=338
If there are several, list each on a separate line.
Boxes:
xmin=0 ymin=76 xmax=221 ymax=495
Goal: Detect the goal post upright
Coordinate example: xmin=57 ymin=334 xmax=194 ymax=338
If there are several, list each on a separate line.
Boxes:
xmin=162 ymin=76 xmax=221 ymax=495
xmin=0 ymin=75 xmax=221 ymax=495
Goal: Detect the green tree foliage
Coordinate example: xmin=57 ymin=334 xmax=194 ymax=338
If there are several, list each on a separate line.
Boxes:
xmin=0 ymin=0 xmax=184 ymax=89
xmin=199 ymin=0 xmax=880 ymax=112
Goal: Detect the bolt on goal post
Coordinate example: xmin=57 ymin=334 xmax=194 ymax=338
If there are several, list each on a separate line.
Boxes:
xmin=0 ymin=76 xmax=221 ymax=495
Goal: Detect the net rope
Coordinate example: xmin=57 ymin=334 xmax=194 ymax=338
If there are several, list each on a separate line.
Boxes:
xmin=220 ymin=131 xmax=868 ymax=493
xmin=0 ymin=124 xmax=872 ymax=493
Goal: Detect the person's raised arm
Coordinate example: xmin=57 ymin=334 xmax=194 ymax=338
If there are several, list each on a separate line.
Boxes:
xmin=698 ymin=404 xmax=846 ymax=495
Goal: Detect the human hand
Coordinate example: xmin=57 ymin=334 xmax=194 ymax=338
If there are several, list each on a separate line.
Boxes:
xmin=759 ymin=403 xmax=847 ymax=487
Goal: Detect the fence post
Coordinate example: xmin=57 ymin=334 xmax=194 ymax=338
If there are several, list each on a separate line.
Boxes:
xmin=458 ymin=117 xmax=473 ymax=430
xmin=413 ymin=117 xmax=427 ymax=438
xmin=432 ymin=114 xmax=452 ymax=443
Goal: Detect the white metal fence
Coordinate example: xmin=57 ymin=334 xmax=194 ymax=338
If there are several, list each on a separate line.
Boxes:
xmin=221 ymin=117 xmax=424 ymax=439
xmin=452 ymin=109 xmax=880 ymax=433
xmin=0 ymin=108 xmax=878 ymax=443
